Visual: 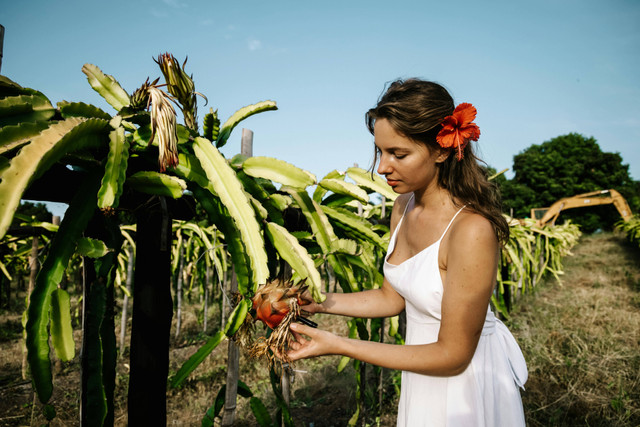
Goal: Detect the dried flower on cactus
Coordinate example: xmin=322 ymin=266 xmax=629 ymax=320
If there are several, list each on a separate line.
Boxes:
xmin=147 ymin=86 xmax=179 ymax=172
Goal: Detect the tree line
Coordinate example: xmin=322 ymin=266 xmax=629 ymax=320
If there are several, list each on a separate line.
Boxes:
xmin=494 ymin=133 xmax=638 ymax=232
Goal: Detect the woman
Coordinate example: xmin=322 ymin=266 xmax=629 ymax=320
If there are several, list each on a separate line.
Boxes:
xmin=286 ymin=79 xmax=527 ymax=426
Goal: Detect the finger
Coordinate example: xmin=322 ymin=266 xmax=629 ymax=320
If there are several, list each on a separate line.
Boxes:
xmin=290 ymin=330 xmax=306 ymax=343
xmin=290 ymin=322 xmax=314 ymax=336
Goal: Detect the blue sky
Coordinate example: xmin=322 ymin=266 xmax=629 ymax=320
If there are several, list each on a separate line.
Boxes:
xmin=3 ymin=0 xmax=639 ymax=217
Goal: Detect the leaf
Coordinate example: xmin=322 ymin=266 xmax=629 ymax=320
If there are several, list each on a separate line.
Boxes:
xmin=58 ymin=101 xmax=112 ymax=120
xmin=236 ymin=171 xmax=284 ymax=225
xmin=313 ymin=169 xmax=345 ymax=202
xmin=318 ymin=178 xmax=369 ymax=204
xmin=250 ymin=397 xmax=274 ymax=427
xmin=266 ymin=222 xmax=326 ymax=302
xmin=216 ymin=100 xmax=277 ymax=148
xmin=201 ymin=401 xmax=217 ymax=427
xmin=170 ymin=330 xmax=225 ymax=388
xmin=202 ymin=107 xmax=220 ymax=142
xmin=282 ymin=186 xmax=358 ymax=293
xmin=269 ymin=194 xmax=291 ymax=211
xmin=0 ymin=75 xmax=30 ymax=98
xmin=25 ymin=171 xmax=101 ymax=403
xmin=281 ymin=186 xmax=336 ymax=254
xmin=0 ymin=259 xmax=12 ymax=281
xmin=192 ymin=188 xmax=251 ymax=292
xmin=125 ymin=171 xmax=187 ymax=199
xmin=321 ymin=205 xmax=387 ymax=250
xmin=223 ymin=298 xmax=251 ymax=337
xmin=191 ymin=137 xmax=269 ymax=292
xmin=49 ymin=289 xmax=75 ymax=361
xmin=81 ymin=64 xmax=130 ymax=111
xmin=0 ymin=93 xmax=55 ymax=127
xmin=76 ymin=237 xmax=111 ymax=258
xmin=98 ymin=126 xmax=129 ymax=208
xmin=0 ymin=117 xmax=110 ymax=239
xmin=0 ymin=121 xmax=52 ymax=154
xmin=265 ymin=222 xmax=325 ymax=303
xmin=346 ymin=167 xmax=397 ymax=201
xmin=242 ymin=156 xmax=316 ymax=189
xmin=237 ymin=380 xmax=254 ymax=398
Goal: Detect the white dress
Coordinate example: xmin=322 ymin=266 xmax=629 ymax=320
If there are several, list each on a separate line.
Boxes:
xmin=384 ymin=196 xmax=527 ymax=427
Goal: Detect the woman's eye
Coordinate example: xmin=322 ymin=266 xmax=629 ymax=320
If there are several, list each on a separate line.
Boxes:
xmin=394 ymin=154 xmax=406 ymax=159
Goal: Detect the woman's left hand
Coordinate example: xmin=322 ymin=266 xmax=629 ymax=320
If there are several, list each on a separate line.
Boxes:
xmin=286 ymin=322 xmax=340 ymax=361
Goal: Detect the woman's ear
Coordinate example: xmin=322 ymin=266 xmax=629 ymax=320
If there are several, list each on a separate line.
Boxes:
xmin=435 ymin=147 xmax=451 ymax=163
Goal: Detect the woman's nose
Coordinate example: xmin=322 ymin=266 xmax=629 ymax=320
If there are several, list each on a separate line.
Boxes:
xmin=377 ymin=156 xmax=391 ymax=175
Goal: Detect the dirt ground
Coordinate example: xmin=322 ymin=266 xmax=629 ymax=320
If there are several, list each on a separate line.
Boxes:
xmin=1 ymin=232 xmax=639 ymax=426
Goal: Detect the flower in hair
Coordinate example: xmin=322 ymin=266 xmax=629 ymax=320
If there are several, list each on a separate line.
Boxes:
xmin=436 ymin=103 xmax=481 ymax=161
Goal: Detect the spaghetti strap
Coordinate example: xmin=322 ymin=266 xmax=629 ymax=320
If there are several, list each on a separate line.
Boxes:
xmin=401 ymin=193 xmax=415 ymax=217
xmin=437 ymin=205 xmax=466 ymax=242
xmin=390 ymin=193 xmax=415 ymax=237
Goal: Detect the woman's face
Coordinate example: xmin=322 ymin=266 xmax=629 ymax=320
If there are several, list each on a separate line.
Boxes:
xmin=374 ymin=118 xmax=446 ymax=194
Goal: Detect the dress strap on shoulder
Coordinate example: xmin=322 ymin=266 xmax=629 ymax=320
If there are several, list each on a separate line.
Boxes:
xmin=401 ymin=193 xmax=415 ymax=218
xmin=438 ymin=205 xmax=466 ymax=242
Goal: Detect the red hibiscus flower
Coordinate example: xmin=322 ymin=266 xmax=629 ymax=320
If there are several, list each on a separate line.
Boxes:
xmin=436 ymin=103 xmax=481 ymax=160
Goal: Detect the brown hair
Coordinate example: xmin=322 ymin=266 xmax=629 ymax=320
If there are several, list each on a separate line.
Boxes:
xmin=366 ymin=78 xmax=509 ymax=245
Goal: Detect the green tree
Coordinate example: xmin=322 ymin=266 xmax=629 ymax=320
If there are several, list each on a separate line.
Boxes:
xmin=11 ymin=201 xmax=52 ymax=225
xmin=500 ymin=133 xmax=638 ymax=232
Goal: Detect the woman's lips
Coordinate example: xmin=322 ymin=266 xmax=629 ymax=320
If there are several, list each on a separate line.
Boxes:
xmin=386 ymin=179 xmax=399 ymax=187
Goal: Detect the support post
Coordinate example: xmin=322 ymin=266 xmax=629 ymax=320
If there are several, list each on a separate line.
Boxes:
xmin=0 ymin=25 xmax=4 ymax=74
xmin=222 ymin=128 xmax=253 ymax=426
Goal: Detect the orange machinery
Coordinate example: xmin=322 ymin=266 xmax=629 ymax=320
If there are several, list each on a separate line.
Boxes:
xmin=531 ymin=189 xmax=633 ymax=227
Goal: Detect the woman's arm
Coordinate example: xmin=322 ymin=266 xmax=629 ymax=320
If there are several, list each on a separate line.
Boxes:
xmin=288 ymin=213 xmax=499 ymax=376
xmin=302 ymin=193 xmax=412 ymax=319
xmin=309 ymin=278 xmax=405 ymax=318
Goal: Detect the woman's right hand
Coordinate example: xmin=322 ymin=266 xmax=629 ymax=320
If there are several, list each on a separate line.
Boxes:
xmin=286 ymin=322 xmax=341 ymax=361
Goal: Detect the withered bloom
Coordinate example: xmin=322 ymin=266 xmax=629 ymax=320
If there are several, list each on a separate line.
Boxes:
xmin=147 ymin=86 xmax=179 ymax=172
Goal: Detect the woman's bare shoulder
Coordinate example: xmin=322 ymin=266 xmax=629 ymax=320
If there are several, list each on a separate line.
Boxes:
xmin=449 ymin=209 xmax=497 ymax=247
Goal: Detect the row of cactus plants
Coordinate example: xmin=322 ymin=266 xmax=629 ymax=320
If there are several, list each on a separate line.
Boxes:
xmin=0 ymin=53 xmax=398 ymax=425
xmin=493 ymin=217 xmax=582 ymax=316
xmin=616 ymin=215 xmax=640 ymax=249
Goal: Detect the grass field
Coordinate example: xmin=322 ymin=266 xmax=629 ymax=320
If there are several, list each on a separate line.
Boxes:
xmin=0 ymin=232 xmax=638 ymax=426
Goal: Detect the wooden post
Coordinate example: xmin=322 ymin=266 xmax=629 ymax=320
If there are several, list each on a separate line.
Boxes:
xmin=354 ymin=163 xmax=363 ymax=216
xmin=0 ymin=25 xmax=4 ymax=74
xmin=222 ymin=128 xmax=253 ymax=426
xmin=221 ymin=271 xmax=240 ymax=426
xmin=241 ymin=128 xmax=253 ymax=157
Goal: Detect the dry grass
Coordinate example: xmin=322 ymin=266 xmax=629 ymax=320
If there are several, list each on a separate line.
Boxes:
xmin=509 ymin=232 xmax=640 ymax=426
xmin=1 ymin=231 xmax=638 ymax=426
